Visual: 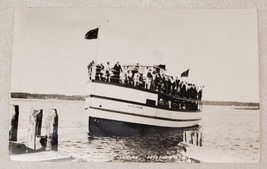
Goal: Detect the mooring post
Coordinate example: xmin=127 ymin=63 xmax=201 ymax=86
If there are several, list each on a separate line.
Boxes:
xmin=192 ymin=131 xmax=197 ymax=145
xmin=183 ymin=130 xmax=203 ymax=146
xmin=28 ymin=109 xmax=43 ymax=150
xmin=185 ymin=131 xmax=192 ymax=144
xmin=198 ymin=131 xmax=202 ymax=147
xmin=183 ymin=130 xmax=186 ymax=142
xmin=9 ymin=105 xmax=19 ymax=142
xmin=45 ymin=109 xmax=58 ymax=151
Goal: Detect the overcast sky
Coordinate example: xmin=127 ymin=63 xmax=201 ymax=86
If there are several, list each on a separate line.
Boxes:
xmin=11 ymin=8 xmax=259 ymax=102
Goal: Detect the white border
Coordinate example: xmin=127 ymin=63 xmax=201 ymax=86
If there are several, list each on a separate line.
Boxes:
xmin=0 ymin=1 xmax=266 ymax=169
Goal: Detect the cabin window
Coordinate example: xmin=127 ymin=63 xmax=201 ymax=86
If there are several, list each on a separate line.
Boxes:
xmin=146 ymin=99 xmax=156 ymax=106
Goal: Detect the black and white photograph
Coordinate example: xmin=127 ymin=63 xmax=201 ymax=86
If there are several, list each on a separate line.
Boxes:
xmin=8 ymin=8 xmax=259 ymax=163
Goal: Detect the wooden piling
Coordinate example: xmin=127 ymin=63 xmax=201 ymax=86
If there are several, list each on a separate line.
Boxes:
xmin=183 ymin=130 xmax=202 ymax=147
xmin=45 ymin=109 xmax=58 ymax=151
xmin=192 ymin=131 xmax=197 ymax=145
xmin=28 ymin=109 xmax=43 ymax=150
xmin=9 ymin=105 xmax=19 ymax=141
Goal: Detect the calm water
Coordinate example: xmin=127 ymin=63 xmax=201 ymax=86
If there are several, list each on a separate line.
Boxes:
xmin=9 ymin=99 xmax=260 ymax=163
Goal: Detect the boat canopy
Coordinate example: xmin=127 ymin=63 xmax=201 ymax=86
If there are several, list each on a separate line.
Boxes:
xmin=121 ymin=63 xmax=166 ymax=75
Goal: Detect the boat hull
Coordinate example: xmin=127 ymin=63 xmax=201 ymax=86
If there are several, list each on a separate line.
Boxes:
xmin=86 ymin=81 xmax=202 ymax=136
xmin=88 ymin=116 xmax=200 ymax=137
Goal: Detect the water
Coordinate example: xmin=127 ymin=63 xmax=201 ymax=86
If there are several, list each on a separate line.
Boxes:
xmin=9 ymin=99 xmax=260 ymax=163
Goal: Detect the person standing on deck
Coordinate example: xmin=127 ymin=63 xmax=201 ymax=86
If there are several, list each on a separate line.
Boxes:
xmin=155 ymin=73 xmax=159 ymax=91
xmin=127 ymin=68 xmax=133 ymax=86
xmin=170 ymin=76 xmax=175 ymax=95
xmin=175 ymin=77 xmax=180 ymax=96
xmin=181 ymin=81 xmax=186 ymax=98
xmin=198 ymin=86 xmax=204 ymax=100
xmin=87 ymin=60 xmax=95 ymax=80
xmin=146 ymin=68 xmax=153 ymax=90
xmin=104 ymin=62 xmax=111 ymax=82
xmin=151 ymin=71 xmax=156 ymax=90
xmin=112 ymin=61 xmax=123 ymax=83
xmin=120 ymin=66 xmax=127 ymax=85
xmin=132 ymin=66 xmax=139 ymax=86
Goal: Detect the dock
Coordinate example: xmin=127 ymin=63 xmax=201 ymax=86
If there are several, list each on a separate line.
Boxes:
xmin=10 ymin=151 xmax=73 ymax=162
xmin=178 ymin=142 xmax=237 ymax=163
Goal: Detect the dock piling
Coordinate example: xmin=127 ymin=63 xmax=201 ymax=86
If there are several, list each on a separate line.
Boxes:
xmin=45 ymin=109 xmax=58 ymax=151
xmin=28 ymin=109 xmax=43 ymax=150
xmin=9 ymin=105 xmax=19 ymax=142
xmin=183 ymin=130 xmax=202 ymax=146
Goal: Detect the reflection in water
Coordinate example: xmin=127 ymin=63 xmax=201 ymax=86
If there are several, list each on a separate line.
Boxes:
xmin=84 ymin=126 xmax=201 ymax=163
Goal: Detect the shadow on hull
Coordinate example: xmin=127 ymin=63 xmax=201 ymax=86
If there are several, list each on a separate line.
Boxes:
xmin=88 ymin=116 xmax=201 ymax=137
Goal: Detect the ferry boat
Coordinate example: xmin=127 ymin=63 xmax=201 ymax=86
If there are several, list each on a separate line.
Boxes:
xmin=85 ymin=63 xmax=203 ymax=136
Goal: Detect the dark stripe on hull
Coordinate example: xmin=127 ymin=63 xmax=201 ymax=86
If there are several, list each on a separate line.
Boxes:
xmin=90 ymin=106 xmax=201 ymax=122
xmin=88 ymin=116 xmax=200 ymax=137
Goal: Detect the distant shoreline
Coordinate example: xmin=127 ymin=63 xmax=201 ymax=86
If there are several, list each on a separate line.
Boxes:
xmin=10 ymin=92 xmax=259 ymax=107
xmin=10 ymin=92 xmax=85 ymax=101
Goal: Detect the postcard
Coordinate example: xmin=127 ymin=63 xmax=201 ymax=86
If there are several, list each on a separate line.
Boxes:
xmin=9 ymin=8 xmax=259 ymax=163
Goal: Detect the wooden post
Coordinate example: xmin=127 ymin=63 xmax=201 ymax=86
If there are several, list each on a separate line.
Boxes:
xmin=9 ymin=105 xmax=19 ymax=141
xmin=28 ymin=109 xmax=43 ymax=150
xmin=45 ymin=109 xmax=58 ymax=151
xmin=183 ymin=130 xmax=186 ymax=142
xmin=192 ymin=131 xmax=197 ymax=145
xmin=198 ymin=132 xmax=202 ymax=147
xmin=183 ymin=130 xmax=202 ymax=146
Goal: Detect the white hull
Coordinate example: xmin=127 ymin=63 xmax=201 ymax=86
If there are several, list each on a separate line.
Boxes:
xmin=85 ymin=82 xmax=202 ymax=128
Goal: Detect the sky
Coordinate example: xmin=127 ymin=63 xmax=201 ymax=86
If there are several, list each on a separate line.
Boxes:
xmin=11 ymin=8 xmax=259 ymax=102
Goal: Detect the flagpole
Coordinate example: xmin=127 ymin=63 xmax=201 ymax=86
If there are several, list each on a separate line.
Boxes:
xmin=95 ymin=26 xmax=100 ymax=64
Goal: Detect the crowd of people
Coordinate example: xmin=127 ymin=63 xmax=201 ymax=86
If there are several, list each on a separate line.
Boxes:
xmin=87 ymin=61 xmax=204 ymax=102
xmin=158 ymin=96 xmax=199 ymax=111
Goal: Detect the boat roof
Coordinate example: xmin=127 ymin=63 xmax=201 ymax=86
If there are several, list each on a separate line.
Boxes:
xmin=121 ymin=64 xmax=167 ymax=70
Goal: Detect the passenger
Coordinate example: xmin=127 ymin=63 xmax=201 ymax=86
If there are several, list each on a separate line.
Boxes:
xmin=159 ymin=98 xmax=165 ymax=107
xmin=127 ymin=69 xmax=133 ymax=86
xmin=99 ymin=63 xmax=105 ymax=80
xmin=120 ymin=67 xmax=127 ymax=85
xmin=131 ymin=66 xmax=139 ymax=86
xmin=185 ymin=82 xmax=189 ymax=98
xmin=133 ymin=72 xmax=140 ymax=87
xmin=175 ymin=77 xmax=180 ymax=93
xmin=167 ymin=77 xmax=172 ymax=95
xmin=188 ymin=84 xmax=193 ymax=99
xmin=177 ymin=100 xmax=182 ymax=110
xmin=146 ymin=68 xmax=153 ymax=90
xmin=168 ymin=100 xmax=172 ymax=109
xmin=198 ymin=86 xmax=204 ymax=100
xmin=155 ymin=73 xmax=159 ymax=92
xmin=104 ymin=62 xmax=111 ymax=82
xmin=87 ymin=60 xmax=95 ymax=80
xmin=140 ymin=73 xmax=146 ymax=88
xmin=192 ymin=85 xmax=197 ymax=99
xmin=181 ymin=82 xmax=186 ymax=98
xmin=112 ymin=61 xmax=123 ymax=83
xmin=162 ymin=75 xmax=167 ymax=94
xmin=170 ymin=76 xmax=175 ymax=95
xmin=95 ymin=64 xmax=102 ymax=80
xmin=151 ymin=71 xmax=156 ymax=90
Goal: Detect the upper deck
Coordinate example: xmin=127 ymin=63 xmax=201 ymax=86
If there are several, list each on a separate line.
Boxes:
xmin=87 ymin=62 xmax=203 ymax=112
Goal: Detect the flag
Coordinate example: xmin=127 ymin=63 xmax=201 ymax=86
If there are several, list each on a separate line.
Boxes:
xmin=181 ymin=69 xmax=189 ymax=77
xmin=85 ymin=28 xmax=98 ymax=39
